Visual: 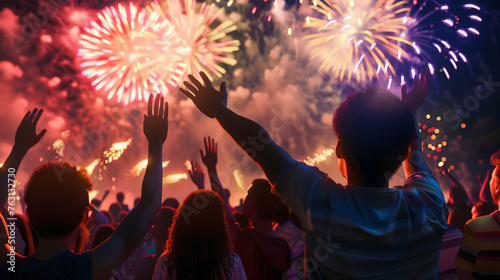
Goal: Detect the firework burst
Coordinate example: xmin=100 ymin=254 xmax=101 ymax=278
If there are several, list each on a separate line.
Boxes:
xmin=150 ymin=0 xmax=240 ymax=82
xmin=78 ymin=2 xmax=183 ymax=105
xmin=399 ymin=0 xmax=482 ymax=83
xmin=304 ymin=0 xmax=413 ymax=83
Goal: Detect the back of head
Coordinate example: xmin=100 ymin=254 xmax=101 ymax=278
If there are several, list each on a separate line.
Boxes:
xmin=247 ymin=179 xmax=281 ymax=221
xmin=333 ymin=87 xmax=415 ymax=180
xmin=116 ymin=192 xmax=125 ymax=204
xmin=166 ymin=190 xmax=233 ymax=279
xmin=473 ymin=201 xmax=497 ymax=218
xmin=91 ymin=224 xmax=115 ymax=249
xmin=152 ymin=206 xmax=176 ymax=240
xmin=162 ymin=197 xmax=180 ymax=209
xmin=24 ymin=162 xmax=92 ymax=238
xmin=109 ymin=203 xmax=122 ymax=221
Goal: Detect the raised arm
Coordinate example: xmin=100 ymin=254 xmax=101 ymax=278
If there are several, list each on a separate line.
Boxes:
xmin=91 ymin=95 xmax=168 ymax=280
xmin=0 ymin=109 xmax=46 ymax=207
xmin=199 ymin=137 xmax=237 ymax=234
xmin=180 ymin=72 xmax=294 ymax=184
xmin=401 ymin=68 xmax=433 ymax=178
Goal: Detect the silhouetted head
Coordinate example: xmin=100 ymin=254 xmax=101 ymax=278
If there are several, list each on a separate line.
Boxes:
xmin=490 ymin=150 xmax=500 ymax=205
xmin=91 ymin=198 xmax=101 ymax=208
xmin=162 ymin=197 xmax=180 ymax=209
xmin=116 ymin=192 xmax=125 ymax=204
xmin=109 ymin=203 xmax=122 ymax=221
xmin=234 ymin=211 xmax=250 ymax=229
xmin=24 ymin=162 xmax=92 ymax=238
xmin=166 ymin=190 xmax=233 ymax=279
xmin=223 ymin=188 xmax=231 ymax=200
xmin=151 ymin=206 xmax=176 ymax=242
xmin=117 ymin=210 xmax=128 ymax=222
xmin=333 ymin=87 xmax=415 ymax=183
xmin=101 ymin=210 xmax=113 ymax=224
xmin=472 ymin=201 xmax=498 ymax=219
xmin=91 ymin=224 xmax=114 ymax=249
xmin=243 ymin=179 xmax=281 ymax=222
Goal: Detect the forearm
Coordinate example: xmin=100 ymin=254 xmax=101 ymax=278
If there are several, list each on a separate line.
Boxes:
xmin=215 ymin=108 xmax=291 ymax=184
xmin=0 ymin=145 xmax=28 ymax=207
xmin=444 ymin=172 xmax=463 ymax=188
xmin=403 ymin=117 xmax=432 ymax=178
xmin=206 ymin=166 xmax=235 ymax=227
xmin=111 ymin=143 xmax=162 ymax=252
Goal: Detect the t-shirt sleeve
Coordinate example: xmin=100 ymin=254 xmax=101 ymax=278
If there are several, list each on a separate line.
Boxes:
xmin=455 ymin=222 xmax=480 ymax=272
xmin=400 ymin=172 xmax=449 ymax=227
xmin=273 ymin=160 xmax=333 ymax=230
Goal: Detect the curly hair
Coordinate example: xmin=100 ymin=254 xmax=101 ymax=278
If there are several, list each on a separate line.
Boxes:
xmin=165 ymin=190 xmax=234 ymax=279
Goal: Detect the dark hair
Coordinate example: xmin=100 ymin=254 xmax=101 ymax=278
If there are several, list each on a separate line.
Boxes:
xmin=91 ymin=224 xmax=114 ymax=249
xmin=166 ymin=190 xmax=234 ymax=279
xmin=247 ymin=179 xmax=281 ymax=221
xmin=101 ymin=210 xmax=113 ymax=224
xmin=491 ymin=149 xmax=500 ymax=166
xmin=333 ymin=88 xmax=415 ymax=180
xmin=473 ymin=201 xmax=497 ymax=217
xmin=162 ymin=197 xmax=180 ymax=209
xmin=109 ymin=203 xmax=122 ymax=222
xmin=234 ymin=211 xmax=249 ymax=229
xmin=24 ymin=162 xmax=92 ymax=238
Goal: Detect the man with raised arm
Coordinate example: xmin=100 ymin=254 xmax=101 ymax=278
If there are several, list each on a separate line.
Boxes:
xmin=0 ymin=94 xmax=168 ymax=280
xmin=181 ymin=69 xmax=448 ymax=279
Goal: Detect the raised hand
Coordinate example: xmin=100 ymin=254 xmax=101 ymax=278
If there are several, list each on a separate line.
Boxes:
xmin=143 ymin=94 xmax=168 ymax=145
xmin=200 ymin=136 xmax=218 ymax=169
xmin=179 ymin=72 xmax=228 ymax=118
xmin=187 ymin=159 xmax=205 ymax=189
xmin=402 ymin=67 xmax=430 ymax=114
xmin=15 ymin=109 xmax=47 ymax=151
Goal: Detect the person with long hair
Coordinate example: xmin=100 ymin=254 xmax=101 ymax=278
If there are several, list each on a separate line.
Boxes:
xmin=152 ymin=190 xmax=246 ymax=280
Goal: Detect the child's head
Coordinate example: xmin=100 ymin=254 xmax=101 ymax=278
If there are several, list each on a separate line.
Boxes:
xmin=333 ymin=87 xmax=415 ymax=181
xmin=24 ymin=162 xmax=92 ymax=238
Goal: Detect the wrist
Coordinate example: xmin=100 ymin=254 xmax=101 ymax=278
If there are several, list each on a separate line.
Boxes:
xmin=12 ymin=144 xmax=29 ymax=155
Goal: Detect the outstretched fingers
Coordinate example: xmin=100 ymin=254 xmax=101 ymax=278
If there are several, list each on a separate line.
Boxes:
xmin=199 ymin=72 xmax=214 ymax=90
xmin=33 ymin=109 xmax=44 ymax=125
xmin=148 ymin=94 xmax=153 ymax=117
xmin=179 ymin=87 xmax=195 ymax=100
xmin=188 ymin=74 xmax=204 ymax=91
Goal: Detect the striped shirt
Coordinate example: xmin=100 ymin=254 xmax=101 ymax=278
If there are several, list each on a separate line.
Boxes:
xmin=455 ymin=210 xmax=500 ymax=279
xmin=273 ymin=161 xmax=448 ymax=280
xmin=439 ymin=225 xmax=462 ymax=279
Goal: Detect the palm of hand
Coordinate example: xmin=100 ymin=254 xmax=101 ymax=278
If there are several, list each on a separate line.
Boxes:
xmin=200 ymin=137 xmax=217 ymax=168
xmin=143 ymin=94 xmax=168 ymax=144
xmin=15 ymin=109 xmax=47 ymax=150
xmin=179 ymin=72 xmax=228 ymax=118
xmin=402 ymin=67 xmax=430 ymax=113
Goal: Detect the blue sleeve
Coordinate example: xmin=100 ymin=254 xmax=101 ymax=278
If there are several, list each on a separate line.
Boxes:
xmin=273 ymin=160 xmax=332 ymax=230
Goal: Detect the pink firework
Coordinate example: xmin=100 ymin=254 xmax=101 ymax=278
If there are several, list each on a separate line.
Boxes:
xmin=78 ymin=2 xmax=183 ymax=105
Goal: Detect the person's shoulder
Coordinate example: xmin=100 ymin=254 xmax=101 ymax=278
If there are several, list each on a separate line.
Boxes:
xmin=466 ymin=212 xmax=499 ymax=231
